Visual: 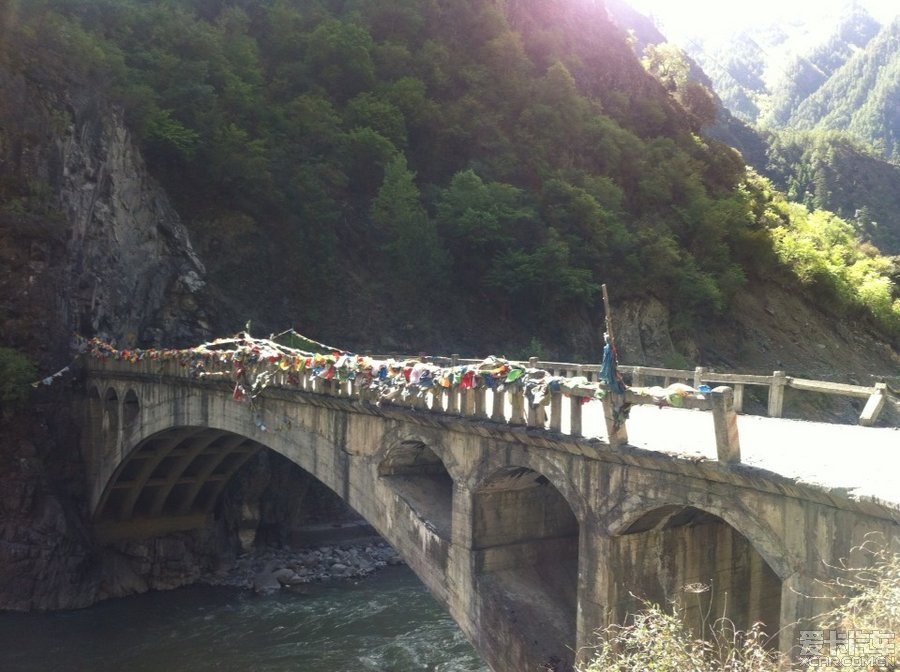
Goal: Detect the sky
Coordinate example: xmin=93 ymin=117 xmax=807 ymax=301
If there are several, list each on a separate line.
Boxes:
xmin=625 ymin=0 xmax=898 ymax=38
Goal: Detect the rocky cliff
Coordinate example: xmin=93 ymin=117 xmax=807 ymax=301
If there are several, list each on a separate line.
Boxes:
xmin=0 ymin=55 xmax=368 ymax=610
xmin=0 ymin=50 xmax=221 ymax=610
xmin=0 ymin=69 xmax=213 ymax=351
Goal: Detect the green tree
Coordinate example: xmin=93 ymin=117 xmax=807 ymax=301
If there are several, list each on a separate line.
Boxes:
xmin=372 ymin=155 xmax=449 ymax=314
xmin=306 ymin=18 xmax=376 ymax=102
xmin=641 ymin=42 xmax=690 ymax=92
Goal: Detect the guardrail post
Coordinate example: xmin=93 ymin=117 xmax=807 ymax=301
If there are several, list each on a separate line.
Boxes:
xmin=768 ymin=371 xmax=786 ymax=418
xmin=461 ymin=387 xmax=475 ymax=417
xmin=474 ymin=387 xmax=487 ymax=419
xmin=447 ymin=355 xmax=460 ymax=415
xmin=601 ymin=395 xmax=628 ymax=447
xmin=429 ymin=386 xmax=442 ymax=412
xmin=694 ymin=367 xmax=707 ymax=389
xmin=447 ymin=384 xmax=459 ymax=414
xmin=415 ymin=387 xmax=429 ymax=410
xmin=549 ymin=389 xmax=562 ymax=432
xmin=526 ymin=390 xmax=546 ymax=428
xmin=859 ymin=383 xmax=887 ymax=427
xmin=510 ymin=387 xmax=526 ymax=425
xmin=491 ymin=387 xmax=506 ymax=422
xmin=569 ymin=395 xmax=582 ymax=437
xmin=631 ymin=366 xmax=644 ymax=388
xmin=711 ymin=386 xmax=741 ymax=464
xmin=733 ymin=384 xmax=744 ymax=413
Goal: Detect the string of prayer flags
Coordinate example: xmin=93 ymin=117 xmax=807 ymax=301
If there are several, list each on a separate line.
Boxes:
xmin=81 ymin=330 xmax=717 ymax=437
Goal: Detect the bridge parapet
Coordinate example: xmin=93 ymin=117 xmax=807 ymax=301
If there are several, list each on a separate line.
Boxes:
xmin=83 ymin=340 xmax=741 ymax=465
xmin=513 ymin=359 xmax=894 ymax=426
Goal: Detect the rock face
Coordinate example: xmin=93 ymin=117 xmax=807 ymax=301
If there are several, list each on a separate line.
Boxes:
xmin=615 ymin=297 xmax=691 ymax=365
xmin=0 ymin=55 xmax=219 ymax=610
xmin=0 ymin=67 xmax=213 ymax=349
xmin=0 ymin=56 xmax=376 ymax=611
xmin=59 ymin=107 xmax=211 ymax=346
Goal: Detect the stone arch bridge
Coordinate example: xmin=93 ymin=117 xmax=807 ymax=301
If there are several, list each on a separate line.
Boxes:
xmin=81 ymin=356 xmax=900 ymax=672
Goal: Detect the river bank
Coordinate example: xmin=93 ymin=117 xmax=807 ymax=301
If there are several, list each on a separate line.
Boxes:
xmin=201 ymin=535 xmax=406 ymax=594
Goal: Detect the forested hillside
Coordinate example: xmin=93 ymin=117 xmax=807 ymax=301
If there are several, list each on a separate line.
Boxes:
xmin=681 ymin=7 xmax=899 ymax=165
xmin=764 ymin=130 xmax=900 ymax=253
xmin=2 ymin=0 xmax=898 ymax=361
xmin=611 ymin=3 xmax=900 ymax=258
xmin=761 ymin=9 xmax=884 ymax=130
xmin=1 ymin=0 xmax=897 ymax=620
xmin=786 ymin=18 xmax=900 ymax=161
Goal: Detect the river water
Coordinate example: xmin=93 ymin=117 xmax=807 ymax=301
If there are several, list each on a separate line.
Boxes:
xmin=0 ymin=566 xmax=488 ymax=672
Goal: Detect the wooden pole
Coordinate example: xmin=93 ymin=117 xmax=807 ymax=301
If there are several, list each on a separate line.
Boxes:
xmin=601 ymin=283 xmax=628 ymax=446
xmin=602 ymin=283 xmax=615 ymax=349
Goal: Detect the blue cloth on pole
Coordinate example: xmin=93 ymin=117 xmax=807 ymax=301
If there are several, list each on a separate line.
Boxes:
xmin=600 ymin=343 xmax=626 ymax=395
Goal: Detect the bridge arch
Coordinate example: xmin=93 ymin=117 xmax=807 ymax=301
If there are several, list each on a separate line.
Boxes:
xmin=471 ymin=465 xmax=580 ymax=671
xmin=90 ymin=390 xmax=461 ymax=612
xmin=608 ymin=495 xmax=792 ymax=580
xmin=102 ymin=386 xmax=120 ymax=454
xmin=466 ymin=445 xmax=588 ymax=524
xmin=377 ymin=437 xmax=455 ymax=540
xmin=608 ymin=500 xmax=786 ymax=647
xmin=122 ymin=389 xmax=140 ymax=434
xmin=106 ymin=392 xmax=341 ymax=500
xmin=94 ymin=427 xmax=263 ymax=530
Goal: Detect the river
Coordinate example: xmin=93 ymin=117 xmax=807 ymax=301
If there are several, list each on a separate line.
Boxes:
xmin=0 ymin=566 xmax=488 ymax=672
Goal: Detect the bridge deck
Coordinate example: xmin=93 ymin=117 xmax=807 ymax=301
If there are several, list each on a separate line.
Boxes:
xmin=596 ymin=405 xmax=900 ymax=509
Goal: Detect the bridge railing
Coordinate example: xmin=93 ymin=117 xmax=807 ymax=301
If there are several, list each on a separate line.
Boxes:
xmin=86 ymin=353 xmax=743 ymax=465
xmin=619 ymin=366 xmax=889 ymax=426
xmin=429 ymin=357 xmax=889 ymax=427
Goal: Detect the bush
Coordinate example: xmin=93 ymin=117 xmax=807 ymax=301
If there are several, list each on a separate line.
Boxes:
xmin=814 ymin=534 xmax=900 ymax=672
xmin=578 ymin=598 xmax=782 ymax=672
xmin=766 ymin=200 xmax=900 ymax=334
xmin=0 ymin=347 xmax=36 ymax=410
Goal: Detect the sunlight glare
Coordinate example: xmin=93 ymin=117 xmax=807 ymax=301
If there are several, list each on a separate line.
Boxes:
xmin=624 ymin=0 xmax=898 ymax=38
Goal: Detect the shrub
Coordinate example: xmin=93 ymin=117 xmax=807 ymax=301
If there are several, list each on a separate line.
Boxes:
xmin=813 ymin=534 xmax=900 ymax=672
xmin=766 ymin=200 xmax=900 ymax=333
xmin=578 ymin=598 xmax=783 ymax=672
xmin=0 ymin=346 xmax=36 ymax=410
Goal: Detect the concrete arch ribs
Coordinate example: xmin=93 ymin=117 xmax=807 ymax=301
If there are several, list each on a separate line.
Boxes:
xmin=171 ymin=434 xmax=258 ymax=516
xmin=148 ymin=432 xmax=242 ymax=516
xmin=115 ymin=427 xmax=208 ymax=520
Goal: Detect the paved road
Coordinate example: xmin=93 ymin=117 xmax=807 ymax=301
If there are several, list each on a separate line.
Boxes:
xmin=582 ymin=402 xmax=900 ymax=509
xmin=476 ymin=390 xmax=897 ymax=508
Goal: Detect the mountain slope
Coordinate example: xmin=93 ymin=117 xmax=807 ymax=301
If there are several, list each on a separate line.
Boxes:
xmin=787 ymin=18 xmax=900 ymax=162
xmin=0 ymin=0 xmax=897 ymax=618
xmin=3 ymin=0 xmax=898 ymax=360
xmin=764 ymin=130 xmax=900 ymax=253
xmin=761 ymin=8 xmax=883 ymax=128
xmin=606 ymin=3 xmax=900 ymax=255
